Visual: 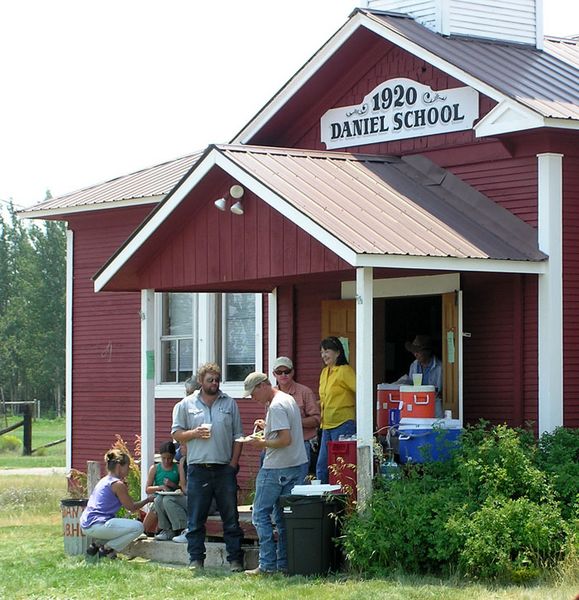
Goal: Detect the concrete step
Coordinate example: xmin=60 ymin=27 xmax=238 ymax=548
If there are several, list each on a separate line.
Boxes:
xmin=124 ymin=537 xmax=259 ymax=570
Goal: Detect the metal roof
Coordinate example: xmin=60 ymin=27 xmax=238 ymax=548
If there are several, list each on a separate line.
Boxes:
xmin=20 ymin=151 xmax=202 ymax=218
xmin=217 ymin=145 xmax=544 ymax=262
xmin=364 ymin=10 xmax=579 ymax=121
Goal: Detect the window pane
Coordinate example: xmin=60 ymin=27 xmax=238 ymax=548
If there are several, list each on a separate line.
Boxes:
xmin=163 ymin=293 xmax=192 ymax=336
xmin=161 ymin=339 xmax=177 ymax=382
xmin=178 ymin=338 xmax=193 ymax=382
xmin=224 ymin=293 xmax=255 ymax=380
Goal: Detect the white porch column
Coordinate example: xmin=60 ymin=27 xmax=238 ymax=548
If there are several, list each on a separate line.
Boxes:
xmin=65 ymin=229 xmax=74 ymax=470
xmin=268 ymin=288 xmax=278 ymax=377
xmin=537 ymin=153 xmax=563 ymax=433
xmin=140 ymin=289 xmax=156 ymax=497
xmin=356 ymin=266 xmax=373 ymax=508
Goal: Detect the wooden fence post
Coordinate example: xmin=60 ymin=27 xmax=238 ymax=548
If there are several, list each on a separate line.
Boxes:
xmin=22 ymin=404 xmax=32 ymax=456
xmin=87 ymin=461 xmax=101 ymax=495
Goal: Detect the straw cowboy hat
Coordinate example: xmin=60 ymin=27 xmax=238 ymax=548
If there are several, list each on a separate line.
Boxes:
xmin=405 ymin=335 xmax=433 ymax=354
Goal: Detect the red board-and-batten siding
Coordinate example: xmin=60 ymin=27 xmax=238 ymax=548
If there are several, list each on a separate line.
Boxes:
xmin=68 ymin=206 xmax=153 ymax=471
xmin=563 ymin=157 xmax=579 ymax=427
xmin=136 ymin=193 xmax=352 ymax=291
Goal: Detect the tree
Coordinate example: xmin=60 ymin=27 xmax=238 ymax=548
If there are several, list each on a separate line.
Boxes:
xmin=0 ymin=199 xmax=66 ymax=416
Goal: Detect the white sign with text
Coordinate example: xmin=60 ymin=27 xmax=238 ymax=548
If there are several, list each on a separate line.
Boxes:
xmin=321 ymin=78 xmax=479 ymax=149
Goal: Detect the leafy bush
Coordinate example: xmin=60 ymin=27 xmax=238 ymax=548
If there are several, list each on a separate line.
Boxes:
xmin=341 ymin=423 xmax=578 ymax=582
xmin=0 ymin=435 xmax=21 ymax=452
xmin=536 ymin=427 xmax=579 ymax=520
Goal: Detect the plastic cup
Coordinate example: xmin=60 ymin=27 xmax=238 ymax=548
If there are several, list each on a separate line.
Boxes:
xmin=311 ymin=479 xmax=321 ymax=486
xmin=412 ymin=373 xmax=423 ymax=386
xmin=202 ymin=423 xmax=212 ymax=437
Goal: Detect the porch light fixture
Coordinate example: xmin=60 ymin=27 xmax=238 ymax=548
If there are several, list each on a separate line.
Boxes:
xmin=213 ymin=184 xmax=245 ymax=215
xmin=230 ymin=201 xmax=244 ymax=215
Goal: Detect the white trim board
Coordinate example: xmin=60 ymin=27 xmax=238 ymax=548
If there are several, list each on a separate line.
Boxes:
xmin=65 ymin=229 xmax=74 ymax=470
xmin=341 ymin=273 xmax=460 ymax=298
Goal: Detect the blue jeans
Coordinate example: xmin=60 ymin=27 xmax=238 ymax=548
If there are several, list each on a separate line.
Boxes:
xmin=315 ymin=420 xmax=356 ymax=483
xmin=299 ymin=440 xmax=312 ymax=484
xmin=252 ymin=465 xmax=303 ymax=572
xmin=186 ymin=464 xmax=243 ymax=563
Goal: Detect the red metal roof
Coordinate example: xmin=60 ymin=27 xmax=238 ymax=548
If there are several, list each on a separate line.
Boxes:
xmin=218 ymin=145 xmax=544 ymax=261
xmin=20 ymin=151 xmax=202 ymax=218
xmin=364 ymin=11 xmax=579 ymax=121
xmin=94 ymin=143 xmax=545 ymax=293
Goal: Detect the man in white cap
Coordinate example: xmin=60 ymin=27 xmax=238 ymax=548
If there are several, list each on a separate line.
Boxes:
xmin=243 ymin=372 xmax=307 ymax=575
xmin=271 ymin=356 xmax=320 ymax=483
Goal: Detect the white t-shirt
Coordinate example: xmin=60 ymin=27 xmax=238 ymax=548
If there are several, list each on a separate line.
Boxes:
xmin=262 ymin=390 xmax=308 ymax=469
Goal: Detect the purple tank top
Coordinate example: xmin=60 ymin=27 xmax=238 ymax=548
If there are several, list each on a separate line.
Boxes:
xmin=80 ymin=474 xmax=123 ymax=528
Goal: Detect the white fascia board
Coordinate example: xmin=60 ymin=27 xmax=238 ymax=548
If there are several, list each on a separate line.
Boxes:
xmin=355 ymin=253 xmax=547 ymax=274
xmin=18 ymin=196 xmax=162 ymax=221
xmin=94 ymin=153 xmax=218 ymax=292
xmin=543 ymin=117 xmax=579 ymax=131
xmin=475 ymin=100 xmax=545 ymax=137
xmin=212 ymin=153 xmax=359 ymax=266
xmin=233 ymin=16 xmax=361 ymax=144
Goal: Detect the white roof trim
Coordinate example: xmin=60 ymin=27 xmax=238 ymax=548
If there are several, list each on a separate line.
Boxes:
xmin=94 ymin=154 xmax=218 ymax=292
xmin=475 ymin=100 xmax=545 ymax=137
xmin=355 ymin=253 xmax=546 ymax=274
xmin=19 ymin=195 xmax=163 ymax=220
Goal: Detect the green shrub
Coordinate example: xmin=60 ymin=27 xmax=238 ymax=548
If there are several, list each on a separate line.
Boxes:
xmin=537 ymin=427 xmax=579 ymax=520
xmin=448 ymin=497 xmax=569 ymax=581
xmin=340 ymin=423 xmax=577 ymax=582
xmin=0 ymin=435 xmax=22 ymax=452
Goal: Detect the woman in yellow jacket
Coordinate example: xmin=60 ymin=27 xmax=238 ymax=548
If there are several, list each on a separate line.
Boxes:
xmin=315 ymin=336 xmax=356 ymax=483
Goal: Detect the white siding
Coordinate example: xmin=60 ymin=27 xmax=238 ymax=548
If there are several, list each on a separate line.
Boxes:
xmin=365 ymin=0 xmax=541 ymax=46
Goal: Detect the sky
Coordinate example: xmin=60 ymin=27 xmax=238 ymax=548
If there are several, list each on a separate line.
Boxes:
xmin=1 ymin=0 xmax=577 ymax=210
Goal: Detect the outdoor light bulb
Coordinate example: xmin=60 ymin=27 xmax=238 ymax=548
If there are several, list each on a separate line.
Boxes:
xmin=229 ymin=184 xmax=244 ymax=199
xmin=230 ymin=201 xmax=244 ymax=215
xmin=214 ymin=198 xmax=226 ymax=211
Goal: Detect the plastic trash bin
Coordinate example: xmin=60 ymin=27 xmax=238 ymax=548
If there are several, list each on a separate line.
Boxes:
xmin=281 ymin=493 xmax=345 ymax=575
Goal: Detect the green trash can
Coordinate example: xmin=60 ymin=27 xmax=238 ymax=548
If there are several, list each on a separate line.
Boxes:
xmin=280 ymin=493 xmax=345 ymax=575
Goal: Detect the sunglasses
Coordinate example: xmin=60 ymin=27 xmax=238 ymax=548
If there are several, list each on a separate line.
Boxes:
xmin=274 ymin=369 xmax=292 ymax=376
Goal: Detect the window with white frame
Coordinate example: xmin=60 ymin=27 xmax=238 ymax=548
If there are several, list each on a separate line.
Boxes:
xmin=159 ymin=293 xmax=196 ymax=383
xmin=156 ymin=292 xmax=260 ymax=390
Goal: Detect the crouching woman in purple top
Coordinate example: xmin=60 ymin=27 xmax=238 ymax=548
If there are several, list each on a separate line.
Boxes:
xmin=80 ymin=448 xmax=154 ymax=560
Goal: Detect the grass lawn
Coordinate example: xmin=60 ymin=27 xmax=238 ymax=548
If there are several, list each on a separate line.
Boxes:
xmin=0 ymin=417 xmax=65 ymax=468
xmin=0 ymin=474 xmax=577 ymax=600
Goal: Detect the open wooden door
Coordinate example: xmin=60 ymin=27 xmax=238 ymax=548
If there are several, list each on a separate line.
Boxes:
xmin=442 ymin=291 xmax=459 ymax=417
xmin=321 ymin=299 xmax=356 ymax=370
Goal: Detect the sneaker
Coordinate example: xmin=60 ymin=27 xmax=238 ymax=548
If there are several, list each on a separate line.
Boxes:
xmin=244 ymin=566 xmax=275 ymax=576
xmin=172 ymin=529 xmax=189 ymax=543
xmin=85 ymin=543 xmax=100 ymax=563
xmin=230 ymin=560 xmax=244 ymax=573
xmin=98 ymin=546 xmax=117 ymax=560
xmin=189 ymin=559 xmax=204 ymax=571
xmin=154 ymin=529 xmax=175 ymax=541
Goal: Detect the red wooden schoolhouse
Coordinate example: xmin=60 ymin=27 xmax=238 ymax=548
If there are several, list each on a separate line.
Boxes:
xmin=22 ymin=0 xmax=579 ymax=498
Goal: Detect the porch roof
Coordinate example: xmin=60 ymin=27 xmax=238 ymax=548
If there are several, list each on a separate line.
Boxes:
xmin=94 ymin=144 xmax=546 ymax=293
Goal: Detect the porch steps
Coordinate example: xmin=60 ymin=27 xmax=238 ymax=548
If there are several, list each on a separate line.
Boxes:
xmin=124 ymin=537 xmax=259 ymax=570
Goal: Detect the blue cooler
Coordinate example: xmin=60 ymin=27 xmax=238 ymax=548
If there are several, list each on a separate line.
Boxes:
xmin=397 ymin=418 xmax=462 ymax=464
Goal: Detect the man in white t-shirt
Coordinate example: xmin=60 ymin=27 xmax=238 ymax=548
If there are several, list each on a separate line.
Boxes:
xmin=243 ymin=372 xmax=307 ymax=575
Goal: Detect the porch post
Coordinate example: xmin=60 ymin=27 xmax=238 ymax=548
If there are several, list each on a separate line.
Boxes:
xmin=537 ymin=153 xmax=563 ymax=433
xmin=356 ymin=266 xmax=374 ymax=508
xmin=140 ymin=289 xmax=156 ymax=497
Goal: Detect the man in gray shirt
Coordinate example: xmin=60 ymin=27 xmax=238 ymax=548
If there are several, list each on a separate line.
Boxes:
xmin=243 ymin=372 xmax=307 ymax=575
xmin=172 ymin=363 xmax=244 ymax=572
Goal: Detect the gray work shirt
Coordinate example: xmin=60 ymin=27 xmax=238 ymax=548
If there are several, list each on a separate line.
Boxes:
xmin=263 ymin=390 xmax=308 ymax=470
xmin=171 ymin=390 xmax=243 ymax=465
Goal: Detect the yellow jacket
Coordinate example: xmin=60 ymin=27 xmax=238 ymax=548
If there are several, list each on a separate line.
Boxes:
xmin=319 ymin=364 xmax=356 ymax=429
